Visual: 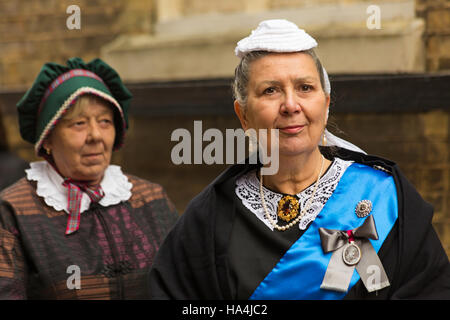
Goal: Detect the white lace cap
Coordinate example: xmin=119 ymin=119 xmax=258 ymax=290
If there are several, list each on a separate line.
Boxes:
xmin=235 ymin=19 xmax=317 ymax=58
xmin=235 ymin=19 xmax=365 ymax=154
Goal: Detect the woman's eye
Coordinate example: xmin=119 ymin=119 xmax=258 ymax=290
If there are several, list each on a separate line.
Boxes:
xmin=263 ymin=87 xmax=277 ymax=95
xmin=73 ymin=121 xmax=86 ymax=127
xmin=99 ymin=118 xmax=113 ymax=127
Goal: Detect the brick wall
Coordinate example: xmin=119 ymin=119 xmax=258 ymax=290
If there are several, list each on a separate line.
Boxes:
xmin=417 ymin=0 xmax=450 ymax=71
xmin=270 ymin=0 xmax=409 ymax=9
xmin=182 ymin=0 xmax=246 ymax=15
xmin=0 ymin=0 xmax=152 ymax=90
xmin=334 ymin=111 xmax=450 ymax=254
xmin=177 ymin=0 xmax=411 ymax=15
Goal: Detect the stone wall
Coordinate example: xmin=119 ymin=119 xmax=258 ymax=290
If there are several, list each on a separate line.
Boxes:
xmin=105 ymin=0 xmax=426 ymax=82
xmin=0 ymin=0 xmax=152 ymax=90
xmin=1 ymin=0 xmax=448 ymax=88
xmin=417 ymin=0 xmax=450 ymax=71
xmin=336 ymin=111 xmax=450 ymax=255
xmin=158 ymin=0 xmax=412 ymax=18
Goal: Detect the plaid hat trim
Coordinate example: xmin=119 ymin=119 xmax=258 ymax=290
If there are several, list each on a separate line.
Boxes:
xmin=37 ymin=69 xmax=106 ymax=116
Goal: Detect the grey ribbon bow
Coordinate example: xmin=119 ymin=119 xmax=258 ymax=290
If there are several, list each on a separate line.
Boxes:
xmin=319 ymin=214 xmax=379 ymax=253
xmin=319 ymin=215 xmax=390 ymax=293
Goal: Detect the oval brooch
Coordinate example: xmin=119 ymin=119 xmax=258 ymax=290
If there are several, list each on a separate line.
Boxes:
xmin=277 ymin=195 xmax=300 ymax=222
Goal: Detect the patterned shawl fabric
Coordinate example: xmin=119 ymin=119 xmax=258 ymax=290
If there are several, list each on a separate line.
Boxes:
xmin=0 ymin=174 xmax=178 ymax=299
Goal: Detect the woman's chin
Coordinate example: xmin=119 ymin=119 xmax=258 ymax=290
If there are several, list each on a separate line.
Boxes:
xmin=277 ymin=142 xmax=316 ymax=157
xmin=71 ymin=166 xmax=107 ymax=183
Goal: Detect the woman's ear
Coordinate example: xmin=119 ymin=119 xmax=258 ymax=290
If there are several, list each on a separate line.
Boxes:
xmin=42 ymin=137 xmax=52 ymax=155
xmin=234 ymin=100 xmax=248 ymax=130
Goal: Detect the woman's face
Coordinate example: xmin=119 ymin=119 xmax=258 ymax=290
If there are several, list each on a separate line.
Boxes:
xmin=234 ymin=52 xmax=330 ymax=158
xmin=44 ymin=98 xmax=116 ymax=184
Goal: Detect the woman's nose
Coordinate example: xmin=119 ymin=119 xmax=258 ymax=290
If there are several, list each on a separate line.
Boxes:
xmin=280 ymin=90 xmax=301 ymax=115
xmin=87 ymin=120 xmax=102 ymax=142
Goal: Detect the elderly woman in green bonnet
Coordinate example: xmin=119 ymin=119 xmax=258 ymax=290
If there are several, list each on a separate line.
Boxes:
xmin=0 ymin=57 xmax=178 ymax=299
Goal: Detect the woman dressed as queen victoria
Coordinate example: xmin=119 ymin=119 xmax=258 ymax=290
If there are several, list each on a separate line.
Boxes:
xmin=148 ymin=19 xmax=450 ymax=299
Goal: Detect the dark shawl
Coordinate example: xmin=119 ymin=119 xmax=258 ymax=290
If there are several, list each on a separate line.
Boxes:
xmin=148 ymin=147 xmax=450 ymax=299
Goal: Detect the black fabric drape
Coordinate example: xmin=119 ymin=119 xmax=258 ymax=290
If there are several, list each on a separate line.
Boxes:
xmin=148 ymin=147 xmax=450 ymax=299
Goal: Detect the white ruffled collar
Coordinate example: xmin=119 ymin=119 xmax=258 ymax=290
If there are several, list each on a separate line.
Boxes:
xmin=26 ymin=161 xmax=133 ymax=214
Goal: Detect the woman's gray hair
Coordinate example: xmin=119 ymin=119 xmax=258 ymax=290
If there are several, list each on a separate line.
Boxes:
xmin=232 ymin=49 xmax=327 ymax=109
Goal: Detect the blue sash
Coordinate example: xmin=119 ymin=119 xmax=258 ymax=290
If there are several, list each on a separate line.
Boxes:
xmin=250 ymin=162 xmax=398 ymax=300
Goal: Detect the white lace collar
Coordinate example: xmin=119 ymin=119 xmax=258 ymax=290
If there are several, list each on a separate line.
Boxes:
xmin=235 ymin=158 xmax=353 ymax=231
xmin=26 ymin=161 xmax=133 ymax=214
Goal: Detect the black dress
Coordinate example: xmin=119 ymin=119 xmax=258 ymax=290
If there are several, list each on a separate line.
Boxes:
xmin=148 ymin=147 xmax=450 ymax=299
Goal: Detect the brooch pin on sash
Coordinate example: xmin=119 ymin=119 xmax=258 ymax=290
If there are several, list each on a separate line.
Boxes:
xmin=355 ymin=200 xmax=372 ymax=218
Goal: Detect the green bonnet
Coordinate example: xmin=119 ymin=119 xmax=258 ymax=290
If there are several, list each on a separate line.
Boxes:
xmin=17 ymin=57 xmax=132 ymax=156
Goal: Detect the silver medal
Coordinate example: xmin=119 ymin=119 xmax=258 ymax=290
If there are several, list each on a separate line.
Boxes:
xmin=342 ymin=242 xmax=361 ymax=266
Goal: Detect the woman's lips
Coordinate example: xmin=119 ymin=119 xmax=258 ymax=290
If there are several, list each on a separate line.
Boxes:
xmin=279 ymin=125 xmax=305 ymax=134
xmin=83 ymin=153 xmax=102 ymax=157
xmin=82 ymin=153 xmax=103 ymax=161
